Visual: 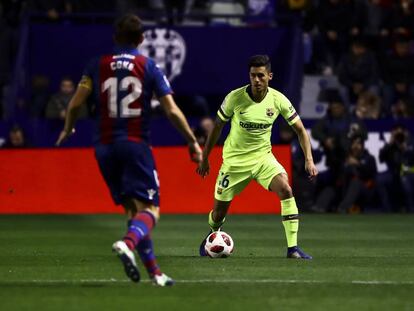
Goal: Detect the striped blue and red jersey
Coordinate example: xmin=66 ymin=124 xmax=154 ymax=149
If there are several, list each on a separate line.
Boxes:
xmin=82 ymin=46 xmax=172 ymax=144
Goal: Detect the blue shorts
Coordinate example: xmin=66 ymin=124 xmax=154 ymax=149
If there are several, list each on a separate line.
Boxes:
xmin=95 ymin=141 xmax=160 ymax=206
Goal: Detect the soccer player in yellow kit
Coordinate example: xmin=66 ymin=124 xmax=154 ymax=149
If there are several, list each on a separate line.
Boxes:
xmin=197 ymin=55 xmax=318 ymax=259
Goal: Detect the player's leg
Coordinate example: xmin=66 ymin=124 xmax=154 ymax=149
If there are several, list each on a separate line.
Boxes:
xmin=269 ymin=173 xmax=312 ymax=259
xmin=110 ymin=141 xmax=172 ymax=284
xmin=209 ymin=199 xmax=232 ymax=230
xmin=120 ymin=199 xmax=174 ymax=286
xmin=255 ymin=154 xmax=311 ymax=259
xmin=112 ymin=199 xmax=155 ymax=283
xmin=199 ymin=199 xmax=232 ymax=256
xmin=200 ymin=166 xmax=250 ymax=256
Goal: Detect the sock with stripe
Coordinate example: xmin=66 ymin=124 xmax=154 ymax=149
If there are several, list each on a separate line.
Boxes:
xmin=136 ymin=235 xmax=162 ymax=277
xmin=123 ymin=211 xmax=155 ymax=250
xmin=281 ymin=197 xmax=299 ymax=247
xmin=208 ymin=210 xmax=225 ymax=231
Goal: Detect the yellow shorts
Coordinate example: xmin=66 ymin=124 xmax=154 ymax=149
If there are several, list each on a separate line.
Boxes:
xmin=214 ymin=152 xmax=287 ymax=201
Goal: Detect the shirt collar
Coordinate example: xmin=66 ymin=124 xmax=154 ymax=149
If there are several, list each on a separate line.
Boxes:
xmin=113 ymin=45 xmax=140 ymax=55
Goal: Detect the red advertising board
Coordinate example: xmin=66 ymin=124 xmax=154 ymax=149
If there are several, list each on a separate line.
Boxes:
xmin=0 ymin=146 xmax=291 ymax=214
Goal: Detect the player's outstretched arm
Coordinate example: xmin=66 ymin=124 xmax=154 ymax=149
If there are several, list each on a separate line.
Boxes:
xmin=159 ymin=94 xmax=202 ymax=163
xmin=291 ymin=119 xmax=318 ymax=180
xmin=196 ymin=117 xmax=226 ymax=178
xmin=56 ymin=85 xmax=91 ymax=146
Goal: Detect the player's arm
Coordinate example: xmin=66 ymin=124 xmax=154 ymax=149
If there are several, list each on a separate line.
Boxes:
xmin=196 ymin=117 xmax=226 ymax=178
xmin=159 ymin=94 xmax=202 ymax=163
xmin=291 ymin=119 xmax=318 ymax=180
xmin=56 ymin=79 xmax=91 ymax=146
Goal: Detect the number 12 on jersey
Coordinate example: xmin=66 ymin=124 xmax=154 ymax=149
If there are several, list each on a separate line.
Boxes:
xmin=102 ymin=77 xmax=142 ymax=118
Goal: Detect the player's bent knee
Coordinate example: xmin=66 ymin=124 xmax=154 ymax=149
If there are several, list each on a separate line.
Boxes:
xmin=279 ymin=184 xmax=293 ymax=199
xmin=143 ymin=206 xmax=160 ymax=222
xmin=271 ymin=182 xmax=292 ymax=199
xmin=123 ymin=198 xmax=160 ymax=222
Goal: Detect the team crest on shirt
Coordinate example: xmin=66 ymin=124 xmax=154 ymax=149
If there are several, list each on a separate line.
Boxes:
xmin=266 ymin=108 xmax=275 ymax=117
xmin=140 ymin=28 xmax=186 ymax=81
xmin=217 ymin=187 xmax=223 ymax=195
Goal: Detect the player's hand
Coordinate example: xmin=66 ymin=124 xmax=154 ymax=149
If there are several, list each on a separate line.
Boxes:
xmin=305 ymin=159 xmax=318 ymax=181
xmin=197 ymin=158 xmax=210 ymax=178
xmin=188 ymin=141 xmax=202 ymax=163
xmin=55 ymin=128 xmax=75 ymax=146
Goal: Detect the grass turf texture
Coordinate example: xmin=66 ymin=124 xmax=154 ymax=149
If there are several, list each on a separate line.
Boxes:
xmin=0 ymin=214 xmax=413 ymax=311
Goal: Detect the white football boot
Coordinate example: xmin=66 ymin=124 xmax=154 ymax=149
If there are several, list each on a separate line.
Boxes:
xmin=112 ymin=240 xmax=140 ymax=282
xmin=152 ymin=273 xmax=175 ymax=287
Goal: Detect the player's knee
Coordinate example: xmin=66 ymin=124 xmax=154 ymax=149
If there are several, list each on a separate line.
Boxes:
xmin=278 ymin=184 xmax=293 ymax=199
xmin=145 ymin=206 xmax=160 ymax=223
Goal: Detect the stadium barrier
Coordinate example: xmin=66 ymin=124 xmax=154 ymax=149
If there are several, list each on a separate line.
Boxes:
xmin=0 ymin=146 xmax=290 ymax=214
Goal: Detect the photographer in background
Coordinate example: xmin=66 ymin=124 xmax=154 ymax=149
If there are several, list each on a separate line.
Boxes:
xmin=311 ymin=92 xmax=367 ymax=212
xmin=337 ymin=135 xmax=377 ymax=213
xmin=399 ymin=128 xmax=414 ymax=213
xmin=378 ymin=124 xmax=414 ymax=212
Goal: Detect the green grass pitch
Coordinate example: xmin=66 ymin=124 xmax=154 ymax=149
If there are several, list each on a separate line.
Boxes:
xmin=0 ymin=214 xmax=413 ymax=311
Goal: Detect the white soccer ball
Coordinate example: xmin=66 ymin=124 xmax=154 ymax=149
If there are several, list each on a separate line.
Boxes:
xmin=204 ymin=231 xmax=234 ymax=258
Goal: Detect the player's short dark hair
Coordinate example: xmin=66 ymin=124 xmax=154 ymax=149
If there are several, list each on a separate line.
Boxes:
xmin=248 ymin=55 xmax=271 ymax=72
xmin=114 ymin=14 xmax=143 ymax=46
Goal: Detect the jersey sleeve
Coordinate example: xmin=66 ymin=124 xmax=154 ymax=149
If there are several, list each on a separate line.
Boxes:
xmin=79 ymin=58 xmax=98 ymax=90
xmin=217 ymin=92 xmax=235 ymax=122
xmin=149 ymin=59 xmax=173 ymax=98
xmin=277 ymin=93 xmax=300 ymax=125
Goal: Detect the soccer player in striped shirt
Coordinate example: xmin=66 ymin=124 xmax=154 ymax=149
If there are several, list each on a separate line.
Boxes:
xmin=197 ymin=55 xmax=318 ymax=259
xmin=56 ymin=14 xmax=202 ymax=285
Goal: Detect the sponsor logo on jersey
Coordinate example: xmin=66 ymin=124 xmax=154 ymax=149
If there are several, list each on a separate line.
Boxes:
xmin=140 ymin=28 xmax=186 ymax=82
xmin=266 ymin=108 xmax=275 ymax=117
xmin=239 ymin=121 xmax=272 ymax=130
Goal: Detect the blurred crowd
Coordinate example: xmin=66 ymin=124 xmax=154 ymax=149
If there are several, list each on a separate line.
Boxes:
xmin=1 ymin=1 xmax=414 ymax=119
xmin=1 ymin=0 xmax=414 ymax=213
xmin=279 ymin=98 xmax=414 ymax=214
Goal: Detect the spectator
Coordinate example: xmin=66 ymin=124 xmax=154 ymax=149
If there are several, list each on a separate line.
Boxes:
xmin=380 ymin=36 xmax=414 ymax=114
xmin=315 ymin=0 xmax=354 ymax=74
xmin=45 ymin=77 xmax=88 ymax=120
xmin=174 ymin=94 xmax=210 ymax=117
xmin=194 ymin=116 xmax=214 ymax=145
xmin=337 ymin=38 xmax=380 ymax=105
xmin=311 ymin=91 xmax=367 ymax=212
xmin=278 ymin=121 xmax=322 ymax=211
xmin=389 ymin=0 xmax=414 ymax=37
xmin=0 ymin=13 xmax=14 ymax=119
xmin=337 ymin=135 xmax=377 ymax=213
xmin=355 ymin=90 xmax=382 ymax=119
xmin=163 ymin=0 xmax=192 ymax=25
xmin=28 ymin=0 xmax=73 ymax=20
xmin=352 ymin=0 xmax=392 ymax=50
xmin=400 ymin=131 xmax=414 ymax=213
xmin=30 ymin=75 xmax=50 ymax=118
xmin=378 ymin=124 xmax=414 ymax=212
xmin=391 ymin=97 xmax=413 ymax=119
xmin=2 ymin=125 xmax=28 ymax=148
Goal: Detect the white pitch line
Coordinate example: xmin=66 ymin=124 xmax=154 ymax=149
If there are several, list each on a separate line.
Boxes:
xmin=5 ymin=279 xmax=414 ymax=285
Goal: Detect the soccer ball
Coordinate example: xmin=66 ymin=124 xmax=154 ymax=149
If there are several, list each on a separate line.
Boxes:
xmin=204 ymin=231 xmax=234 ymax=258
